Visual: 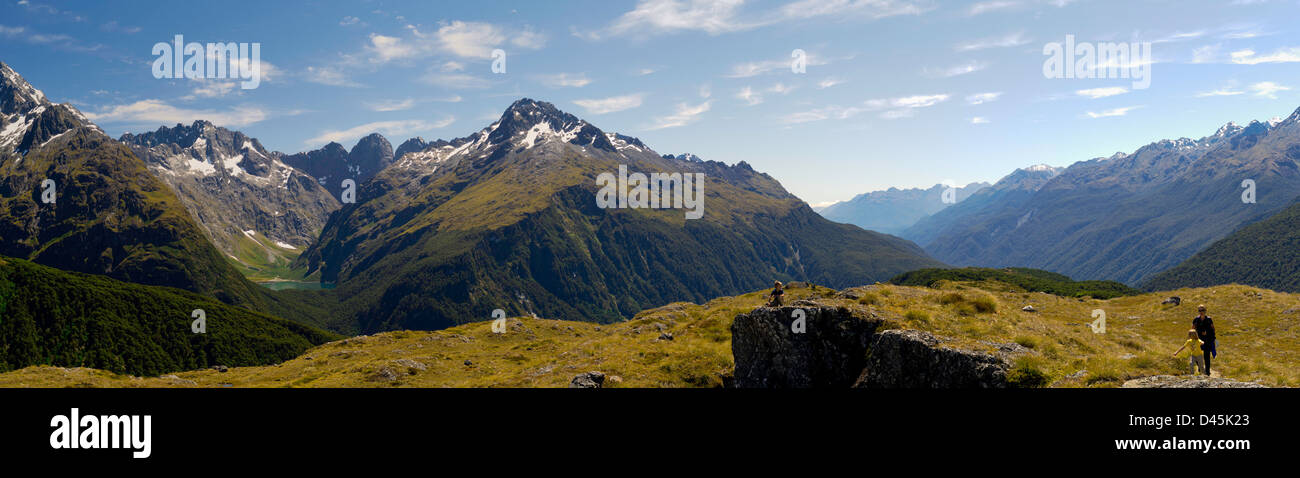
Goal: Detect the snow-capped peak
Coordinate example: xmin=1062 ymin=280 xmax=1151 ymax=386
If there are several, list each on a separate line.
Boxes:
xmin=1214 ymin=121 xmax=1243 ymax=137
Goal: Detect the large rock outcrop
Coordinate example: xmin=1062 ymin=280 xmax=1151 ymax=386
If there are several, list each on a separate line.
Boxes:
xmin=731 ymin=306 xmax=884 ymax=388
xmin=732 ymin=305 xmax=1021 ymax=388
xmin=854 ymin=329 xmax=1013 ymax=388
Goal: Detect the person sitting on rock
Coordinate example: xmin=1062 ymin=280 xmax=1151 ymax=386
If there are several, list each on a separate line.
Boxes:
xmin=1172 ymin=329 xmax=1206 ymax=375
xmin=767 ymin=281 xmax=784 ymax=307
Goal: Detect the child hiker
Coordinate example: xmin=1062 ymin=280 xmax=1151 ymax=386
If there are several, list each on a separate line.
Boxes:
xmin=1172 ymin=329 xmax=1206 ymax=375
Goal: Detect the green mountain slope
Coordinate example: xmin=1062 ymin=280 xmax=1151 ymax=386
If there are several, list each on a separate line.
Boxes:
xmin=297 ymin=99 xmax=943 ymax=333
xmin=1143 ymin=197 xmax=1300 ymax=292
xmin=0 ymin=255 xmax=337 ymax=376
xmin=1 ymin=62 xmax=276 ymax=307
xmin=1 ymin=127 xmax=271 ymax=305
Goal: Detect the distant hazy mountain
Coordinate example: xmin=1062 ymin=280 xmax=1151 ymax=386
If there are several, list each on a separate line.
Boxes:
xmin=912 ymin=110 xmax=1300 ymax=285
xmin=296 ymin=98 xmax=943 ymax=333
xmin=902 ymin=164 xmax=1062 ymax=248
xmin=121 ymin=121 xmax=340 ymax=274
xmin=282 ymin=133 xmax=394 ymax=198
xmin=820 ymin=182 xmax=989 ymax=235
xmin=1144 ymin=196 xmax=1300 ymax=292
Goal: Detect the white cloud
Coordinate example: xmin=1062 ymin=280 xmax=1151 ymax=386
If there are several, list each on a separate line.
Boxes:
xmin=573 ymin=94 xmax=645 ymax=114
xmin=1086 ymin=106 xmax=1140 ymax=118
xmin=726 ymin=51 xmax=834 ymax=78
xmin=783 ymin=93 xmax=949 ymax=124
xmin=537 ymin=73 xmax=591 ymax=88
xmin=818 ymin=77 xmax=844 ymax=89
xmin=422 ymin=72 xmax=493 ymax=89
xmin=602 ymin=0 xmax=756 ymax=37
xmin=511 ymin=27 xmax=547 ymax=49
xmin=365 ymin=98 xmax=417 ymax=112
xmin=85 ymin=99 xmax=269 ymax=128
xmin=183 ymin=80 xmax=238 ymax=100
xmin=304 ymin=65 xmax=363 ymax=87
xmin=1195 ymin=88 xmax=1244 ymax=97
xmin=968 ymin=1 xmax=1019 ymax=15
xmin=931 ymin=61 xmax=987 ymax=77
xmin=776 ymin=0 xmax=930 ymax=20
xmin=434 ymin=21 xmax=506 ymax=59
xmin=1076 ymin=87 xmax=1129 ymax=99
xmin=737 ymin=86 xmax=763 ymax=106
xmin=648 ymin=100 xmax=711 ymax=130
xmin=781 ymin=105 xmax=862 ymax=124
xmin=1192 ymin=44 xmax=1222 ymax=63
xmin=1152 ymin=30 xmax=1206 ymax=43
xmin=1230 ymin=47 xmax=1300 ymax=65
xmin=366 ymin=33 xmax=420 ymax=62
xmin=340 ymin=16 xmax=361 ymax=26
xmin=305 ymin=118 xmax=454 ymax=146
xmin=966 ymin=92 xmax=1002 ymax=105
xmin=971 ymin=117 xmax=989 ymax=124
xmin=590 ymin=0 xmax=928 ymax=39
xmin=890 ymin=95 xmax=947 ymax=108
xmin=767 ymin=82 xmax=794 ymax=95
xmin=1250 ymin=81 xmax=1291 ymax=99
xmin=956 ymin=31 xmax=1029 ymax=51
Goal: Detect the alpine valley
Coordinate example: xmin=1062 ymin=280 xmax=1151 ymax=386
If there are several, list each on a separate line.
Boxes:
xmin=3 ymin=55 xmax=1299 ymax=389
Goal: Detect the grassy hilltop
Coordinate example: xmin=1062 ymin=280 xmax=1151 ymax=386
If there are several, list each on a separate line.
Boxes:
xmin=1 ymin=276 xmax=1296 ymax=388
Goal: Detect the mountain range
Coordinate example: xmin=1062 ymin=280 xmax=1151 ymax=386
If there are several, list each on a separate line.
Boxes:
xmin=294 ymin=98 xmax=943 ymax=333
xmin=907 ymin=112 xmax=1300 ymax=285
xmin=819 ymin=181 xmax=989 ymax=235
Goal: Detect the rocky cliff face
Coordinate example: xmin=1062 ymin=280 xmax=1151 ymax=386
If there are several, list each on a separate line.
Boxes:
xmin=856 ymin=329 xmax=1018 ymax=388
xmin=121 ymin=121 xmax=340 ymax=270
xmin=731 ymin=305 xmax=884 ymax=388
xmin=732 ymin=304 xmax=1022 ymax=388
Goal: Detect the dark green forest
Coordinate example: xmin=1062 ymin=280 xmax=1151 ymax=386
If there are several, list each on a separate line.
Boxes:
xmin=889 ymin=267 xmax=1142 ymax=299
xmin=0 ymin=256 xmax=338 ymax=376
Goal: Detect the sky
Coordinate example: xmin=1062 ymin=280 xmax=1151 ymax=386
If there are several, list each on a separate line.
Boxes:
xmin=2 ymin=0 xmax=1299 ymax=206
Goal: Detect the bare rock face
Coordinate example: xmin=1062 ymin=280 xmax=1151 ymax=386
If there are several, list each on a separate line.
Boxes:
xmin=1122 ymin=375 xmax=1265 ymax=388
xmin=854 ymin=330 xmax=1013 ymax=389
xmin=732 ymin=306 xmax=1022 ymax=388
xmin=731 ymin=306 xmax=885 ymax=388
xmin=121 ymin=121 xmax=341 ymax=260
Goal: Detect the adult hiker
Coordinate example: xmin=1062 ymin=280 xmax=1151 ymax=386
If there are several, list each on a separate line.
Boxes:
xmin=1192 ymin=304 xmax=1216 ymax=376
xmin=767 ymin=281 xmax=784 ymax=307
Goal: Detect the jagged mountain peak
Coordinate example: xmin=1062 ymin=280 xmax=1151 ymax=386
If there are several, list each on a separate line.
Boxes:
xmin=119 ymin=120 xmax=275 ymax=163
xmin=1215 ymin=121 xmax=1243 ymax=138
xmin=486 ymin=97 xmax=616 ymax=152
xmin=0 ymin=60 xmax=48 ymax=114
xmin=1 ymin=62 xmax=98 ymax=156
xmin=394 ymin=136 xmax=430 ymax=161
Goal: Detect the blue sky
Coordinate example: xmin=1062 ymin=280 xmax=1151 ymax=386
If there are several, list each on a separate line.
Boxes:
xmin=3 ymin=0 xmax=1299 ymax=206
